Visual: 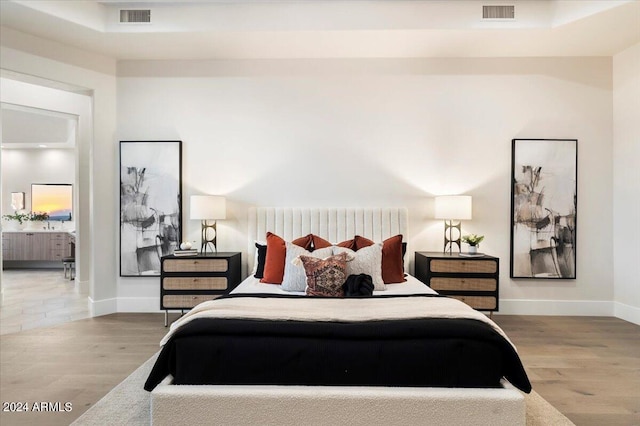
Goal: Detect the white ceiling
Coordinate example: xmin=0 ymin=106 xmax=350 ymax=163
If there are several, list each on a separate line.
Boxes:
xmin=1 ymin=0 xmax=638 ymax=60
xmin=1 ymin=104 xmax=77 ymax=149
xmin=1 ymin=1 xmax=637 ymax=148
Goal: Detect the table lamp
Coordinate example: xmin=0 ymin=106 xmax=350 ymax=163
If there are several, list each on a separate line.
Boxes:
xmin=434 ymin=195 xmax=472 ymax=254
xmin=190 ymin=195 xmax=226 ymax=254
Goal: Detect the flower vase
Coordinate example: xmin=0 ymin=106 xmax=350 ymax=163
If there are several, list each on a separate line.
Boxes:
xmin=468 ymin=245 xmax=478 ymax=254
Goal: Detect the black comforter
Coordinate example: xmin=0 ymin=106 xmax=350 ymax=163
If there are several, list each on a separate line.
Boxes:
xmin=144 ymin=294 xmax=531 ymax=393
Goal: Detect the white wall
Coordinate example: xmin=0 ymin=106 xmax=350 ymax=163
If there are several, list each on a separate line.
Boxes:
xmin=613 ymin=42 xmax=640 ymax=325
xmin=117 ymin=57 xmax=614 ymax=314
xmin=1 ymin=148 xmax=75 ymax=220
xmin=0 ymin=26 xmax=622 ymax=317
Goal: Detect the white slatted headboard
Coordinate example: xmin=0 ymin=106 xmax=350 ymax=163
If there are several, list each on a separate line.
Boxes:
xmin=248 ymin=207 xmax=408 ymax=271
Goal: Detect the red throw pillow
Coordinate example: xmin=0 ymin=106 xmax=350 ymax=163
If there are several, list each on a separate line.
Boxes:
xmin=292 ymin=234 xmax=314 ymax=250
xmin=311 ymin=235 xmax=332 ymax=250
xmin=261 ymin=233 xmax=312 ymax=284
xmin=353 ymin=235 xmax=405 ymax=284
xmin=336 ymin=238 xmax=357 ymax=250
xmin=311 ymin=234 xmax=356 ymax=250
xmin=353 ymin=235 xmax=374 ymax=250
xmin=381 ymin=234 xmax=405 ymax=284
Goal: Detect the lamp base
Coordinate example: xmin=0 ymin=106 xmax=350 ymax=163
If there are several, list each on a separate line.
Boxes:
xmin=443 ymin=220 xmax=462 ymax=254
xmin=200 ymin=220 xmax=218 ymax=254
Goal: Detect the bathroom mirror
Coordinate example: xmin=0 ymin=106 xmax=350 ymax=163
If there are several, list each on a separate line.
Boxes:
xmin=31 ymin=183 xmax=73 ymax=221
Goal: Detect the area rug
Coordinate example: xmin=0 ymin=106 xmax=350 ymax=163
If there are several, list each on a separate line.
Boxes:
xmin=71 ymin=354 xmax=574 ymax=426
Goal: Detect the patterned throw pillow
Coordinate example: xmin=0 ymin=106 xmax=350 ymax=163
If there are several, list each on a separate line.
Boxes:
xmin=296 ymin=252 xmax=351 ymax=297
xmin=282 ymin=243 xmax=333 ymax=292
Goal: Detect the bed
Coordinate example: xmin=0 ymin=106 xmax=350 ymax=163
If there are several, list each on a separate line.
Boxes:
xmin=146 ymin=208 xmax=531 ymax=425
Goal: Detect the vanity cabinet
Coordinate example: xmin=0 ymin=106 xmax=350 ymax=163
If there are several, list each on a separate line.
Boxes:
xmin=1 ymin=232 xmax=72 ymax=262
xmin=1 ymin=233 xmax=21 ymax=261
xmin=48 ymin=232 xmax=71 ymax=261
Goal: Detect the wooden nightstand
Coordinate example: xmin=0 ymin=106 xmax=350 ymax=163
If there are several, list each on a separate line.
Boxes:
xmin=415 ymin=252 xmax=499 ymax=315
xmin=160 ymin=252 xmax=241 ymax=326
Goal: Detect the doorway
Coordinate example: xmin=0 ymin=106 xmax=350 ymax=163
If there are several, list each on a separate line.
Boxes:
xmin=0 ymin=77 xmax=91 ymax=334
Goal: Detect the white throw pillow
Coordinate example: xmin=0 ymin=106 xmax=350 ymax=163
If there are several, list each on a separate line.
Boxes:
xmin=281 ymin=243 xmax=333 ymax=292
xmin=333 ymin=244 xmax=385 ymax=291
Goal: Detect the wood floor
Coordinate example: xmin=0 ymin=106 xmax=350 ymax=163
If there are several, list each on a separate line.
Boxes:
xmin=1 ymin=269 xmax=89 ymax=335
xmin=493 ymin=315 xmax=640 ymax=426
xmin=0 ymin=312 xmax=638 ymax=425
xmin=0 ymin=313 xmax=640 ymax=426
xmin=0 ymin=313 xmax=168 ymax=426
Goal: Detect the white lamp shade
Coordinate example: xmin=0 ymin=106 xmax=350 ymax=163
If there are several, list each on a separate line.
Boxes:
xmin=190 ymin=195 xmax=226 ymax=220
xmin=434 ymin=195 xmax=472 ymax=220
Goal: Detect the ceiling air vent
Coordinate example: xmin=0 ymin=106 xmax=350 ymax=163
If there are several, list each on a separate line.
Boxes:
xmin=482 ymin=5 xmax=515 ymax=20
xmin=120 ymin=9 xmax=151 ymax=23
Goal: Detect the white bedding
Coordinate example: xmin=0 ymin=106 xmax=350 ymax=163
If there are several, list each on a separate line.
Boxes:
xmin=230 ymin=273 xmax=436 ymax=296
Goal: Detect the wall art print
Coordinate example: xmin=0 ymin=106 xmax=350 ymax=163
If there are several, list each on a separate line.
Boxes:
xmin=510 ymin=139 xmax=577 ymax=279
xmin=120 ymin=141 xmax=182 ymax=277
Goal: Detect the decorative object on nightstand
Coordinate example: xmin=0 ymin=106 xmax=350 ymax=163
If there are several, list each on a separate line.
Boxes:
xmin=462 ymin=234 xmax=484 ymax=254
xmin=160 ymin=252 xmax=241 ymax=326
xmin=173 ymin=249 xmax=198 ymax=257
xmin=415 ymin=252 xmax=499 ymax=316
xmin=434 ymin=195 xmax=472 ymax=254
xmin=174 ymin=241 xmax=197 ymax=256
xmin=190 ymin=195 xmax=226 ymax=254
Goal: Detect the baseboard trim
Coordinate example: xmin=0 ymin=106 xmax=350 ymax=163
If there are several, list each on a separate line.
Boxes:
xmin=89 ymin=296 xmax=117 ymax=317
xmin=613 ymin=302 xmax=640 ymax=326
xmin=117 ymin=297 xmax=162 ymax=313
xmin=497 ymin=299 xmax=613 ymax=316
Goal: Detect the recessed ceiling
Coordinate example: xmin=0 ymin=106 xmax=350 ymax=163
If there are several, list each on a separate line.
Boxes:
xmin=0 ymin=0 xmax=638 ymax=60
xmin=1 ymin=104 xmax=76 ymax=149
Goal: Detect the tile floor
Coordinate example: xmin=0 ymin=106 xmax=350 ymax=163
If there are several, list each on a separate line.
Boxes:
xmin=0 ymin=269 xmax=89 ymax=335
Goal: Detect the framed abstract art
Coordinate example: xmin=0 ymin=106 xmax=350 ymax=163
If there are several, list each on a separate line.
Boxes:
xmin=510 ymin=139 xmax=577 ymax=279
xmin=120 ymin=141 xmax=182 ymax=277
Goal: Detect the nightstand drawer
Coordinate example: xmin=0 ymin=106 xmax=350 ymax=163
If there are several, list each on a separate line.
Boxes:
xmin=430 ymin=259 xmax=497 ymax=274
xmin=163 ymin=277 xmax=228 ymax=290
xmin=163 ymin=295 xmax=218 ymax=308
xmin=160 ymin=252 xmax=242 ymax=326
xmin=163 ymin=258 xmax=228 ymax=273
xmin=449 ymin=295 xmax=497 ymax=310
xmin=415 ymin=252 xmax=500 ymax=313
xmin=430 ymin=277 xmax=497 ymax=292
